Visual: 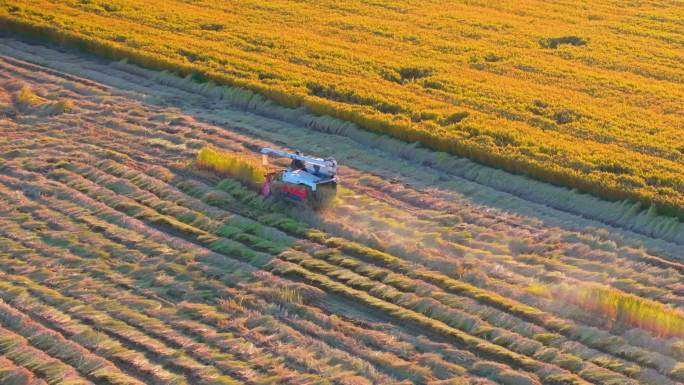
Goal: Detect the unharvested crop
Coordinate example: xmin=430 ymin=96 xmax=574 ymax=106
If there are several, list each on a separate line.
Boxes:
xmin=554 ymin=283 xmax=684 ymax=339
xmin=1 ymin=0 xmax=683 ymax=217
xmin=195 ymin=146 xmax=266 ymax=189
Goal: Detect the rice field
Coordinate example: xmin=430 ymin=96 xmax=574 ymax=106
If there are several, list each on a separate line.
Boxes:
xmin=0 ymin=36 xmax=683 ymax=385
xmin=1 ymin=0 xmax=683 ymax=218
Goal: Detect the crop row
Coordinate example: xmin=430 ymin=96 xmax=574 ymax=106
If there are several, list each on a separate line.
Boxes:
xmin=137 ymin=164 xmax=683 ymax=380
xmin=0 ymin=158 xmax=552 ymax=382
xmin=44 ymin=158 xmax=624 ymax=382
xmin=4 ymin=127 xmax=680 ymax=382
xmin=0 ymin=172 xmax=476 ymax=384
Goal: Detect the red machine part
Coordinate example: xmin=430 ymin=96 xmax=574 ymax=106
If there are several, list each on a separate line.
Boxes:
xmin=261 ymin=172 xmax=310 ymax=202
xmin=280 ymin=184 xmax=308 ymax=201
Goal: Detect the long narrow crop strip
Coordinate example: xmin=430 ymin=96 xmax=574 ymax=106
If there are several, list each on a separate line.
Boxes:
xmin=553 ymin=283 xmax=684 ymax=340
xmin=0 ymin=355 xmax=49 ymax=385
xmin=0 ymin=297 xmax=150 ymax=385
xmin=196 ymin=146 xmax=267 ymax=190
xmin=0 ymin=326 xmax=90 ymax=385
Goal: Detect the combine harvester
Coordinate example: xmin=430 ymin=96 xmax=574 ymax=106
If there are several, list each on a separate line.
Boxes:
xmin=260 ymin=147 xmax=338 ymax=208
xmin=196 ymin=146 xmax=338 ymax=209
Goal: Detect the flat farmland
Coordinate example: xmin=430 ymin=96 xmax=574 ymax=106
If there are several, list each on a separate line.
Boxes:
xmin=0 ymin=36 xmax=683 ymax=385
xmin=1 ymin=0 xmax=684 ymax=216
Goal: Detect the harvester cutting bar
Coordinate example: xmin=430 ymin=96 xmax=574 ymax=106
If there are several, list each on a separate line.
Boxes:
xmin=260 ymin=147 xmax=336 ymax=174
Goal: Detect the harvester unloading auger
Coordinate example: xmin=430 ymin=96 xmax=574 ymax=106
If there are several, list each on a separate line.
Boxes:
xmin=260 ymin=147 xmax=338 ymax=208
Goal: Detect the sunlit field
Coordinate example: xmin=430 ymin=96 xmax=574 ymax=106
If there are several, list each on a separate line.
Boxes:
xmin=1 ymin=2 xmax=683 ymax=385
xmin=2 ymin=0 xmax=683 ymax=217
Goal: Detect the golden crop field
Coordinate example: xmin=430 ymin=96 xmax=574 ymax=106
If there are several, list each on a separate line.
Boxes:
xmin=1 ymin=0 xmax=683 ymax=217
xmin=2 ymin=19 xmax=684 ymax=385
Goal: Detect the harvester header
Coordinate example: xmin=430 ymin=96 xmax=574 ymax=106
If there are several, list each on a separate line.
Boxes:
xmin=260 ymin=147 xmax=338 ymax=207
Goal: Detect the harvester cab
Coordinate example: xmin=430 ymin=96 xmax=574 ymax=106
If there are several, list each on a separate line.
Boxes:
xmin=260 ymin=147 xmax=338 ymax=208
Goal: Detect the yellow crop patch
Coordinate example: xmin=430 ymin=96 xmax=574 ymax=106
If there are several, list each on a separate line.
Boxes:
xmin=196 ymin=146 xmax=267 ymax=189
xmin=2 ymin=0 xmax=683 ymax=216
